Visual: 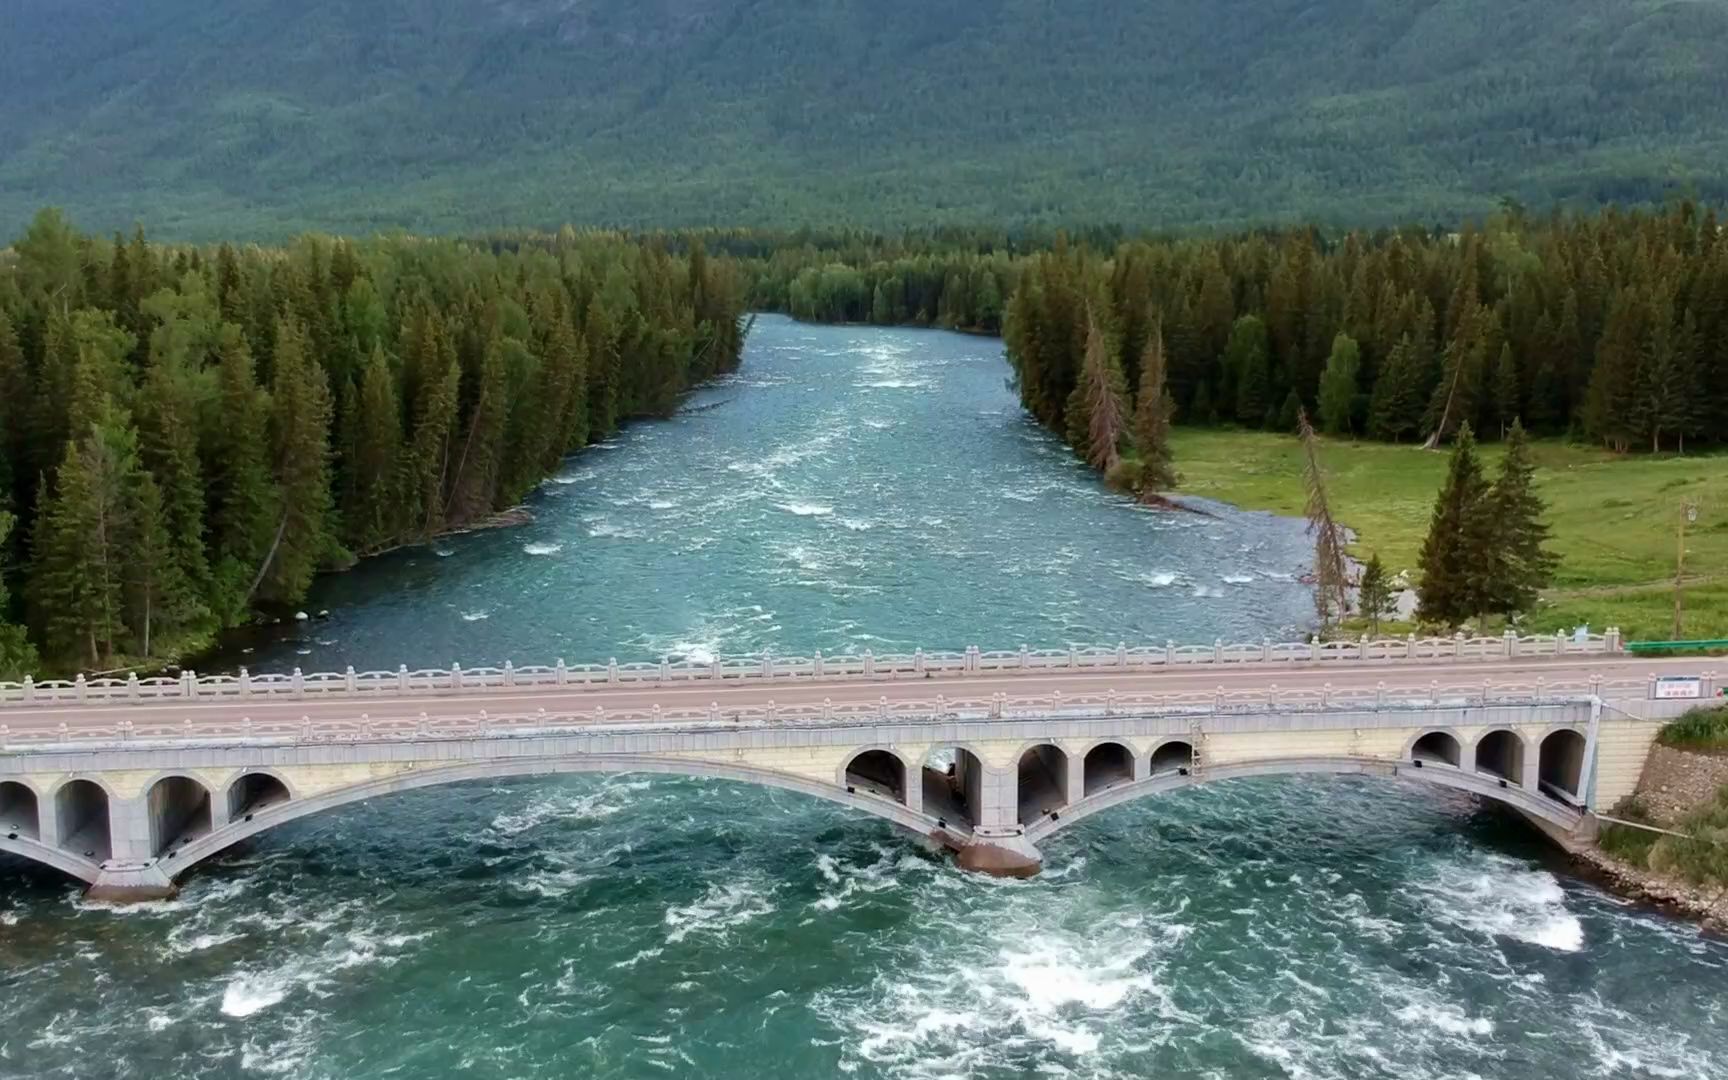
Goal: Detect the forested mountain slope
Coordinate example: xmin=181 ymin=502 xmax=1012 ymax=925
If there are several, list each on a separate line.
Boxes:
xmin=3 ymin=0 xmax=1726 ymax=238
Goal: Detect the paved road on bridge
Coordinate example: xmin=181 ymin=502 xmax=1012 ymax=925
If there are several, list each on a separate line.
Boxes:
xmin=1 ymin=653 xmax=1711 ymax=741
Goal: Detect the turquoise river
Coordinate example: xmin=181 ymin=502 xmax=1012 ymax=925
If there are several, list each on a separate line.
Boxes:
xmin=1 ymin=317 xmax=1724 ymax=1079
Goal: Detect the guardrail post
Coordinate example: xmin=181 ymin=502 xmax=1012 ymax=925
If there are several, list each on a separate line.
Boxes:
xmin=878 ymin=696 xmax=888 ymax=720
xmin=345 ymin=666 xmax=357 ymax=692
xmin=1067 ymin=645 xmax=1077 ymax=670
xmin=120 ymin=719 xmax=132 ymax=743
xmin=556 ymin=659 xmax=568 ymax=686
xmin=1019 ymin=644 xmax=1029 ymax=670
xmin=398 ymin=664 xmax=409 ymax=692
xmin=659 ymin=658 xmax=669 ymax=683
xmin=181 ymin=718 xmax=192 ymax=739
xmin=766 ymin=699 xmax=778 ymax=722
xmin=710 ymin=702 xmax=721 ymax=722
xmin=1358 ymin=634 xmax=1369 ymax=660
xmin=1480 ymin=679 xmax=1492 ymax=707
xmin=1537 ymin=677 xmax=1548 ymax=703
xmin=21 ymin=676 xmax=32 ymax=704
xmin=814 ymin=650 xmax=825 ymax=678
xmin=710 ymin=658 xmax=722 ymax=681
xmin=1405 ymin=632 xmax=1415 ymax=659
xmin=0 ymin=724 xmax=8 ymax=749
xmin=1309 ymin=636 xmax=1320 ymax=662
xmin=452 ymin=663 xmax=463 ymax=690
xmin=1213 ymin=638 xmax=1223 ymax=663
xmin=991 ymin=692 xmax=1004 ymax=718
xmin=1453 ymin=631 xmax=1464 ymax=659
xmin=237 ymin=669 xmax=249 ymax=699
xmin=607 ymin=658 xmax=618 ymax=684
xmin=915 ymin=648 xmax=926 ymax=676
xmin=864 ymin=650 xmax=876 ymax=678
xmin=301 ymin=715 xmax=313 ymax=742
xmin=1321 ymin=682 xmax=1332 ymax=707
xmin=129 ymin=672 xmax=142 ymax=700
xmin=1607 ymin=626 xmax=1621 ymax=652
xmin=1262 ymin=637 xmax=1272 ymax=662
xmin=1269 ymin=683 xmax=1279 ymax=708
xmin=968 ymin=645 xmax=980 ymax=673
xmin=652 ymin=704 xmax=663 ymax=724
xmin=1052 ymin=691 xmax=1064 ymax=712
xmin=505 ymin=661 xmax=516 ymax=688
xmin=1703 ymin=671 xmax=1717 ymax=698
xmin=1165 ymin=639 xmax=1175 ymax=664
xmin=763 ymin=652 xmax=774 ymax=679
xmin=75 ymin=673 xmax=87 ymax=703
xmin=935 ymin=693 xmax=947 ymax=716
xmin=480 ymin=710 xmax=493 ymax=735
xmin=242 ymin=716 xmax=253 ymax=739
xmin=1429 ymin=679 xmax=1439 ymax=702
xmin=1504 ymin=629 xmax=1518 ymax=658
xmin=1589 ymin=674 xmax=1603 ymax=699
xmin=1214 ymin=685 xmax=1225 ymax=711
xmin=1117 ymin=641 xmax=1128 ymax=668
xmin=292 ymin=668 xmax=305 ymax=698
xmin=822 ymin=697 xmax=833 ymax=721
xmin=1554 ymin=629 xmax=1566 ymax=656
xmin=178 ymin=670 xmax=190 ymax=699
xmin=1105 ymin=689 xmax=1117 ymax=716
xmin=1375 ymin=681 xmax=1386 ymax=709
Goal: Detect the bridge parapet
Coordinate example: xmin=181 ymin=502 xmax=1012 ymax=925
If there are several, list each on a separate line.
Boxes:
xmin=0 ymin=630 xmax=1624 ymax=708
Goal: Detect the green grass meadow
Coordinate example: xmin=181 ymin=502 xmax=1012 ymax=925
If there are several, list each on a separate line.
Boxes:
xmin=1170 ymin=430 xmax=1728 ymax=640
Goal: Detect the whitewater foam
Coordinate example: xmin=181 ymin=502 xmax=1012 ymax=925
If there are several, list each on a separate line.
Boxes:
xmin=778 ymin=501 xmax=834 ymax=517
xmin=522 ymin=541 xmax=563 ymax=555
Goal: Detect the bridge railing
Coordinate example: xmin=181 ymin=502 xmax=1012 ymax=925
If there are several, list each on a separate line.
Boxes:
xmin=0 ymin=629 xmax=1622 ymax=708
xmin=0 ymin=674 xmax=1653 ymax=750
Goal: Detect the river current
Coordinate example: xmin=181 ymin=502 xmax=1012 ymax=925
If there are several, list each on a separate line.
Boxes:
xmin=2 ymin=317 xmax=1724 ymax=1079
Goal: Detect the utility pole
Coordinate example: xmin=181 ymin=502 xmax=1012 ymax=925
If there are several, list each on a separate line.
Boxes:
xmin=1674 ymin=501 xmax=1696 ymax=640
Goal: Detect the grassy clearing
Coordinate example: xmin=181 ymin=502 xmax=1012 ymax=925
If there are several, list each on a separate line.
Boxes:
xmin=1170 ymin=429 xmax=1728 ymax=638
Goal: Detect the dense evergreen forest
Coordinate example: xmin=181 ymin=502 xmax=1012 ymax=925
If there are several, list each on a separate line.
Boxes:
xmin=733 ymin=205 xmax=1728 ymax=464
xmin=0 ymin=211 xmax=745 ymax=675
xmin=5 ymin=1 xmax=1727 ymax=238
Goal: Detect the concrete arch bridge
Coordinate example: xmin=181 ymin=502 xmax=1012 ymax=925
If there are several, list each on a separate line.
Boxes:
xmin=0 ymin=642 xmax=1713 ymax=899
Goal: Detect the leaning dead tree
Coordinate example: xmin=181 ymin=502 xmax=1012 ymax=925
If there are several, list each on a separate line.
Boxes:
xmin=1077 ymin=309 xmax=1128 ymax=471
xmin=1299 ymin=408 xmax=1352 ymax=627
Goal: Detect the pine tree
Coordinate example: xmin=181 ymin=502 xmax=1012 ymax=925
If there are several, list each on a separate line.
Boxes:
xmin=206 ymin=325 xmax=280 ymax=622
xmin=1277 ymin=388 xmax=1303 ymax=432
xmin=0 ymin=311 xmax=27 ymax=513
xmin=0 ymin=511 xmax=39 ymax=678
xmin=258 ymin=317 xmax=336 ymax=606
xmin=447 ymin=330 xmax=509 ymax=523
xmin=126 ymin=468 xmax=198 ymax=658
xmin=1131 ymin=316 xmax=1177 ymax=493
xmin=402 ymin=350 xmax=461 ymax=538
xmin=137 ymin=354 xmax=212 ymax=617
xmin=1317 ymin=332 xmax=1361 ymax=435
xmin=1415 ymin=423 xmax=1494 ymax=626
xmin=1490 ymin=343 xmax=1520 ymax=436
xmin=1226 ymin=315 xmax=1272 ymax=426
xmin=1064 ymin=311 xmax=1129 ymax=470
xmin=1298 ymin=408 xmax=1350 ymax=627
xmin=1482 ymin=419 xmax=1557 ymax=616
xmin=1357 ymin=553 xmax=1397 ymax=636
xmin=1368 ymin=335 xmax=1424 ymax=441
xmin=345 ymin=345 xmax=403 ymax=552
xmin=30 ymin=418 xmax=136 ymax=667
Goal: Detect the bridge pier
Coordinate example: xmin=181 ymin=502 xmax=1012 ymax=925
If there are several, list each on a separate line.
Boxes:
xmin=956 ymin=830 xmax=1043 ymax=878
xmin=87 ymin=862 xmax=177 ymax=903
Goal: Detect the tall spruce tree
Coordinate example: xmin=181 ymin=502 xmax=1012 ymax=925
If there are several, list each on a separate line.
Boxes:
xmin=1482 ymin=419 xmax=1557 ymax=616
xmin=1357 ymin=553 xmax=1397 ymax=636
xmin=257 ymin=317 xmax=336 ymax=606
xmin=1415 ymin=423 xmax=1494 ymax=626
xmin=1298 ymin=409 xmax=1351 ymax=627
xmin=1317 ymin=332 xmax=1361 ymax=435
xmin=206 ymin=325 xmax=280 ymax=621
xmin=1226 ymin=315 xmax=1272 ymax=426
xmin=1064 ymin=312 xmax=1129 ymax=470
xmin=346 ymin=345 xmax=403 ymax=552
xmin=0 ymin=512 xmax=38 ymax=678
xmin=1131 ymin=316 xmax=1177 ymax=493
xmin=30 ymin=416 xmax=137 ymax=667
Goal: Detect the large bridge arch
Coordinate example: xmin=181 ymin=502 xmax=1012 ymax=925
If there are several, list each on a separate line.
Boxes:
xmin=1022 ymin=755 xmax=1583 ymax=845
xmin=156 ymin=755 xmax=951 ymax=887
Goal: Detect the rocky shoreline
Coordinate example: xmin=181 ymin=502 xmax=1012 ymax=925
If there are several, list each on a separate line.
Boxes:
xmin=1566 ymin=842 xmax=1728 ymax=933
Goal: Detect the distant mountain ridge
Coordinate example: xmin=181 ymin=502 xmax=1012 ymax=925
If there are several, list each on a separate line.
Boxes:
xmin=3 ymin=0 xmax=1726 ymax=238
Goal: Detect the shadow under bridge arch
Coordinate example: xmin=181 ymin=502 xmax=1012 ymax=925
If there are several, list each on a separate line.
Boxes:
xmin=159 ymin=755 xmax=952 ymax=886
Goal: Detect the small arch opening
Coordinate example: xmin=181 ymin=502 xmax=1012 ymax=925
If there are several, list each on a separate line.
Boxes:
xmin=1475 ymin=730 xmax=1526 ymax=785
xmin=1016 ymin=744 xmax=1070 ymax=825
xmin=228 ymin=773 xmax=291 ymax=820
xmin=55 ymin=780 xmax=111 ymax=862
xmin=148 ymin=776 xmax=213 ymax=857
xmin=1083 ymin=742 xmax=1134 ymax=797
xmin=0 ymin=781 xmax=40 ymax=842
xmin=1539 ymin=729 xmax=1588 ymax=802
xmin=1150 ymin=740 xmax=1194 ymax=776
xmin=922 ymin=747 xmax=985 ymax=831
xmin=844 ymin=750 xmax=906 ymax=805
xmin=1412 ymin=731 xmax=1462 ymax=768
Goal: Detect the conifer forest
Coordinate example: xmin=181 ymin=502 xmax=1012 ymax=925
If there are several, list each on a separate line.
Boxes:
xmin=0 ymin=212 xmax=745 ymax=673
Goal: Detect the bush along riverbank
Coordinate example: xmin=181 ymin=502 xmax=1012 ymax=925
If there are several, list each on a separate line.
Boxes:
xmin=1585 ymin=706 xmax=1728 ymax=929
xmin=0 ymin=211 xmax=746 ymax=679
